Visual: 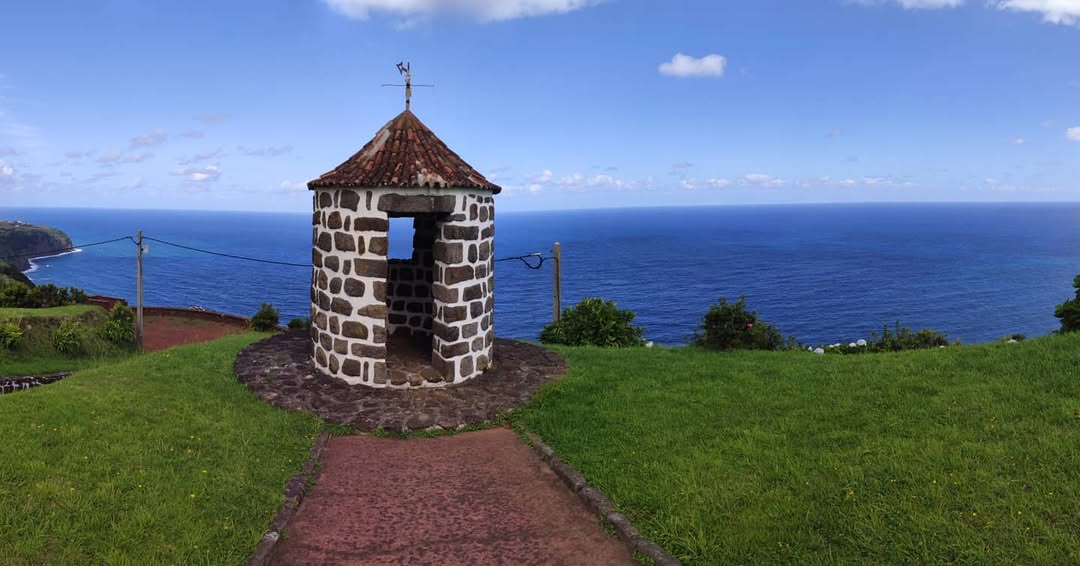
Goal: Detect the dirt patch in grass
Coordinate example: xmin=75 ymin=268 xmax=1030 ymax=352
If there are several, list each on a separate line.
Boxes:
xmin=142 ymin=314 xmax=247 ymax=351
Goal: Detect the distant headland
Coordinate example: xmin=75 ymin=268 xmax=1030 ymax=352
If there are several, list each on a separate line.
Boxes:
xmin=0 ymin=220 xmax=74 ymax=282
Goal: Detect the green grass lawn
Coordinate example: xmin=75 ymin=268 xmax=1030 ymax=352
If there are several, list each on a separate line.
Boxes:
xmin=0 ymin=334 xmax=326 ymax=564
xmin=0 ymin=304 xmax=104 ymax=320
xmin=0 ymin=304 xmax=130 ymax=376
xmin=519 ymin=335 xmax=1080 ymax=564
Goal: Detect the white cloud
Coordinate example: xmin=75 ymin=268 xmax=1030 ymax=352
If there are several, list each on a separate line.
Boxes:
xmin=1067 ymin=126 xmax=1080 ymax=141
xmin=321 ymin=0 xmax=602 ymax=21
xmin=238 ymin=145 xmax=293 ymax=157
xmin=852 ymin=0 xmax=964 ymax=8
xmin=997 ymin=0 xmax=1080 ymax=25
xmin=659 ymin=53 xmax=727 ymax=78
xmin=97 ymin=149 xmax=123 ymax=164
xmin=171 ymin=164 xmax=221 ymax=183
xmin=123 ymin=177 xmax=146 ymax=191
xmin=280 ymin=180 xmax=307 ymax=191
xmin=130 ymin=128 xmax=167 ymax=148
xmin=121 ymin=152 xmax=154 ymax=164
xmin=179 ymin=148 xmax=223 ymax=165
xmin=1013 ymin=137 xmax=1026 ymax=145
xmin=0 ymin=160 xmax=14 ymax=180
xmin=826 ymin=129 xmax=843 ymax=138
xmin=742 ymin=173 xmax=786 ymax=187
xmin=672 ymin=161 xmax=693 ymax=169
xmin=706 ymin=178 xmax=731 ymax=188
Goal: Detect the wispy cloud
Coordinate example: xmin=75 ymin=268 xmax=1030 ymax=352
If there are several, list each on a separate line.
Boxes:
xmin=180 ymin=130 xmax=206 ymax=139
xmin=0 ymin=146 xmax=16 ymax=157
xmin=1067 ymin=126 xmax=1080 ymax=141
xmin=178 ymin=148 xmax=223 ymax=165
xmin=321 ymin=0 xmax=603 ymax=22
xmin=238 ymin=145 xmax=293 ymax=157
xmin=130 ymin=128 xmax=168 ymax=148
xmin=671 ymin=161 xmax=694 ymax=169
xmin=659 ymin=53 xmax=727 ymax=78
xmin=97 ymin=149 xmax=124 ymax=164
xmin=850 ymin=0 xmax=964 ymax=9
xmin=1013 ymin=137 xmax=1026 ymax=145
xmin=741 ymin=173 xmax=787 ymax=187
xmin=171 ymin=164 xmax=221 ymax=183
xmin=997 ymin=0 xmax=1080 ymax=25
xmin=826 ymin=129 xmax=843 ymax=138
xmin=64 ymin=150 xmax=90 ymax=159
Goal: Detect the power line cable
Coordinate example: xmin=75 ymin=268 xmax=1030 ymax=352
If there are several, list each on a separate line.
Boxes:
xmin=1 ymin=236 xmax=136 ymax=261
xmin=494 ymin=252 xmax=552 ymax=270
xmin=142 ymin=236 xmax=311 ymax=268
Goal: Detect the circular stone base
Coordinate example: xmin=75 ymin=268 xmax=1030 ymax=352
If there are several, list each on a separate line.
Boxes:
xmin=235 ymin=331 xmax=567 ymax=432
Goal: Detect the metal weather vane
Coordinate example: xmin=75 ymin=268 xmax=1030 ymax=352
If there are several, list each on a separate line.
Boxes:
xmin=381 ymin=61 xmax=434 ymax=111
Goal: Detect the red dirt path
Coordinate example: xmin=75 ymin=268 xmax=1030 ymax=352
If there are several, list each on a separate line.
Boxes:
xmin=141 ymin=314 xmax=245 ymax=351
xmin=271 ymin=427 xmax=635 ymax=565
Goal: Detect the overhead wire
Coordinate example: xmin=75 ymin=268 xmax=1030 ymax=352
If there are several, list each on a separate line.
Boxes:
xmin=0 ymin=236 xmax=136 ymax=261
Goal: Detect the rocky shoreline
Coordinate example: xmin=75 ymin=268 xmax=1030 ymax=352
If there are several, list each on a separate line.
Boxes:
xmin=0 ymin=220 xmax=73 ymax=275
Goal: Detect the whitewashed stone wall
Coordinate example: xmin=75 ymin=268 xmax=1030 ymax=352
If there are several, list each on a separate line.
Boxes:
xmin=310 ymin=187 xmax=494 ymax=388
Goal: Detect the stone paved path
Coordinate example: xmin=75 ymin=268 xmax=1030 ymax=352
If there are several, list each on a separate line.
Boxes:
xmin=271 ymin=428 xmax=634 ymax=565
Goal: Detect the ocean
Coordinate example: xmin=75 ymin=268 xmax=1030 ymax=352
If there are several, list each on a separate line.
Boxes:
xmin=4 ymin=203 xmax=1079 ymax=346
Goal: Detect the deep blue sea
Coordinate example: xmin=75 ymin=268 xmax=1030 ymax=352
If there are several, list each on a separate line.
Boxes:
xmin=4 ymin=203 xmax=1079 ymax=345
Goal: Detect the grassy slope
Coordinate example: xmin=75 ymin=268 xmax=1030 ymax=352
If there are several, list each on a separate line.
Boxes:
xmin=0 ymin=305 xmax=126 ymax=376
xmin=0 ymin=334 xmax=325 ymax=564
xmin=519 ymin=335 xmax=1080 ymax=564
xmin=0 ymin=305 xmax=103 ymax=319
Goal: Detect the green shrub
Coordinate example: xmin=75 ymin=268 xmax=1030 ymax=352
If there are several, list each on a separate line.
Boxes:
xmin=1055 ymin=275 xmax=1080 ymax=333
xmin=250 ymin=303 xmax=280 ymax=331
xmin=540 ymin=297 xmax=645 ymax=347
xmin=287 ymin=317 xmax=310 ymax=331
xmin=693 ymin=296 xmax=785 ymax=351
xmin=818 ymin=322 xmax=954 ymax=354
xmin=99 ymin=304 xmax=136 ymax=347
xmin=0 ymin=321 xmax=23 ymax=350
xmin=53 ymin=320 xmax=84 ymax=355
xmin=0 ymin=282 xmax=87 ymax=308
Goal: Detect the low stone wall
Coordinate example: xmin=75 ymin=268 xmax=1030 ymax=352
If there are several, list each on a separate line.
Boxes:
xmin=0 ymin=372 xmax=71 ymax=395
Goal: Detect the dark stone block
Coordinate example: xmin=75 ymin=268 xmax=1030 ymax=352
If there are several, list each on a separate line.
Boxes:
xmin=342 ymin=321 xmax=369 ymax=339
xmin=314 ymin=311 xmax=327 ymax=330
xmin=318 ymin=192 xmax=332 ymax=208
xmin=470 ymin=204 xmax=478 ymax=220
xmin=432 ymin=284 xmax=458 ymax=303
xmin=463 ymin=284 xmax=483 ymax=301
xmin=329 ymin=316 xmax=340 ymax=334
xmin=378 ymin=193 xmax=456 ymax=214
xmin=388 ymin=313 xmax=406 ymax=324
xmin=459 ymin=355 xmax=474 ymax=378
xmin=329 ymin=277 xmax=342 ymax=294
xmin=408 ymin=315 xmax=423 ymax=328
xmin=468 ymin=244 xmax=478 ymax=263
xmin=479 ymin=241 xmax=491 ymax=261
xmin=440 ymin=341 xmax=470 ymax=358
xmin=481 ymin=226 xmax=494 ymax=239
xmin=344 ymin=278 xmax=365 ymax=297
xmin=355 ymin=258 xmax=387 ymax=278
xmin=314 ymin=346 xmax=327 ymax=367
xmin=342 ymin=260 xmax=351 ymax=275
xmin=327 ymin=211 xmax=342 ymax=229
xmin=444 ymin=266 xmax=474 ymax=285
xmin=357 ymin=304 xmax=387 ymax=318
xmin=406 ymin=302 xmax=424 ymax=313
xmin=318 ymin=291 xmax=331 ymax=310
xmin=339 ymin=190 xmax=360 ymax=211
xmin=477 ymin=354 xmax=489 ymax=369
xmin=472 ymin=337 xmax=485 ymax=352
xmin=434 ymin=242 xmax=463 ymax=264
xmin=342 ymin=359 xmax=363 ymax=377
xmin=333 ymin=338 xmax=348 ymax=355
xmin=334 ymin=232 xmax=356 ymax=252
xmin=442 ymin=306 xmax=468 ymax=323
xmin=392 ymin=300 xmax=405 ymax=311
xmin=324 ymin=255 xmax=339 ymax=272
xmin=344 ymin=217 xmax=351 ymax=231
xmin=470 ymin=301 xmax=484 ymax=318
xmin=475 ymin=264 xmax=487 ymax=278
xmin=366 ymin=191 xmax=373 ymax=210
xmin=434 ymin=321 xmax=459 ymax=341
xmin=354 ymin=217 xmax=389 ymax=232
xmin=330 ymin=298 xmax=353 ymax=316
xmin=368 ymin=236 xmax=388 ymax=256
xmin=351 ymin=343 xmax=387 ymax=359
xmin=461 ymin=322 xmax=478 ymax=339
xmin=374 ymin=281 xmax=387 ymax=301
xmin=480 ymin=314 xmax=490 ymax=331
xmin=373 ymin=324 xmax=387 ymax=344
xmin=312 ymin=211 xmax=321 ymax=226
xmin=479 ymin=206 xmax=489 ymax=222
xmin=317 ymin=270 xmax=328 ymax=290
xmin=317 ymin=232 xmax=332 ymax=252
xmin=443 ymin=225 xmax=479 ymax=241
xmin=319 ymin=331 xmax=332 ymax=351
xmin=312 ymin=249 xmax=323 ymax=267
xmin=396 ymin=284 xmax=414 ymax=298
xmin=329 ymin=354 xmax=340 ymax=373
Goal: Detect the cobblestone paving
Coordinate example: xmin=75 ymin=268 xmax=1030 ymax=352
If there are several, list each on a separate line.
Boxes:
xmin=235 ymin=331 xmax=566 ymax=432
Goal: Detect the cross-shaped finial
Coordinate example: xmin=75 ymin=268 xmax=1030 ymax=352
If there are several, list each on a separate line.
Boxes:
xmin=382 ymin=62 xmax=434 ymax=111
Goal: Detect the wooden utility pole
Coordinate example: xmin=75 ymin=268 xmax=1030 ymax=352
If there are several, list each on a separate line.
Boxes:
xmin=552 ymin=242 xmax=562 ymax=323
xmin=136 ymin=229 xmax=144 ymax=350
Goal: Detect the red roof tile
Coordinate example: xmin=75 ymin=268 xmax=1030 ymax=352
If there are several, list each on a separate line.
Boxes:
xmin=308 ymin=110 xmax=501 ymax=193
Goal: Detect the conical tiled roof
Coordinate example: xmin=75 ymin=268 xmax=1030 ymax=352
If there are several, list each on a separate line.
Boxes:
xmin=308 ymin=109 xmax=500 ymax=193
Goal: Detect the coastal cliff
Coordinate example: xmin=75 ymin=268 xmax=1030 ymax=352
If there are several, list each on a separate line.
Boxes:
xmin=0 ymin=221 xmax=74 ymax=274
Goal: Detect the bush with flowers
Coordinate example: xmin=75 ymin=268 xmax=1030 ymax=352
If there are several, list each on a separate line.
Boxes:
xmin=693 ymin=296 xmax=788 ymax=351
xmin=811 ymin=321 xmax=954 ymax=354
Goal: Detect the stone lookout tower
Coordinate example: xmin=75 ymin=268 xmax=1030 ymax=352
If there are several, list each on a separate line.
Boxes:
xmin=307 ymin=80 xmax=499 ymax=388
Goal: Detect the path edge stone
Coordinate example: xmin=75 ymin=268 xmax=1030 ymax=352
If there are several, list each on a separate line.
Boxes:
xmin=524 ymin=431 xmax=682 ymax=566
xmin=247 ymin=431 xmax=331 ymax=566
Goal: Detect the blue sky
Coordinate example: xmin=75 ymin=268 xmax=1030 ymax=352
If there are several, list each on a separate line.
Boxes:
xmin=0 ymin=0 xmax=1078 ymax=212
